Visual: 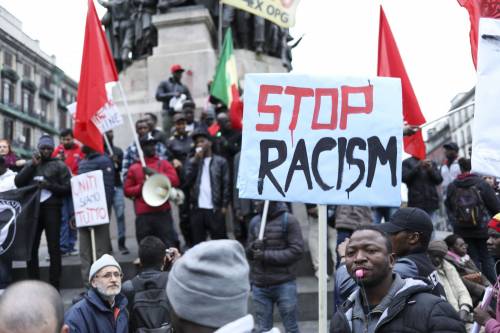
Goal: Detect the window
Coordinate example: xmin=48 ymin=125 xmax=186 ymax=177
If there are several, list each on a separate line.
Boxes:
xmin=1 ymin=79 xmax=15 ymax=105
xmin=3 ymin=52 xmax=13 ymax=68
xmin=42 ymin=75 xmax=51 ymax=91
xmin=461 ymin=130 xmax=466 ymax=147
xmin=22 ymin=126 xmax=31 ymax=149
xmin=3 ymin=118 xmax=14 ymax=142
xmin=59 ymin=110 xmax=67 ymax=129
xmin=466 ymin=125 xmax=472 ymax=142
xmin=23 ymin=64 xmax=32 ymax=79
xmin=40 ymin=99 xmax=49 ymax=121
xmin=21 ymin=89 xmax=34 ymax=113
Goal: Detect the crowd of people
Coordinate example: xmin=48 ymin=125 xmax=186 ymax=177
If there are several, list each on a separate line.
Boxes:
xmin=2 ymin=65 xmax=500 ymax=332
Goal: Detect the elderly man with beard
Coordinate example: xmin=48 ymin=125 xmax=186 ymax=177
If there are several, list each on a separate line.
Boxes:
xmin=330 ymin=226 xmax=465 ymax=333
xmin=65 ymin=254 xmax=128 ymax=333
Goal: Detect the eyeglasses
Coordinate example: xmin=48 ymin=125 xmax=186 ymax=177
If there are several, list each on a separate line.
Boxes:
xmin=95 ymin=272 xmax=123 ymax=279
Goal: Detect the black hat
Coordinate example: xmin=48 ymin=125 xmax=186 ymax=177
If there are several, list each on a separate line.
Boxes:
xmin=182 ymin=100 xmax=196 ymax=110
xmin=191 ymin=129 xmax=210 ymax=141
xmin=378 ymin=207 xmax=433 ymax=237
xmin=443 ymin=142 xmax=459 ymax=152
xmin=139 ymin=132 xmax=158 ymax=145
xmin=173 ymin=113 xmax=187 ymax=123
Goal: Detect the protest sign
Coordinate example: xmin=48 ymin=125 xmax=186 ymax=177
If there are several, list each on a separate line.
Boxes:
xmin=237 ymin=74 xmax=403 ymax=206
xmin=472 ymin=18 xmax=500 ymax=177
xmin=67 ymin=101 xmax=123 ymax=133
xmin=221 ymin=0 xmax=300 ymax=28
xmin=71 ymin=170 xmax=110 ymax=227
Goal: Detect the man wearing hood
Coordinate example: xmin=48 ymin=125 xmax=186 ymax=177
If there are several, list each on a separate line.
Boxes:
xmin=446 ymin=158 xmax=500 ymax=283
xmin=330 ymin=226 xmax=465 ymax=333
xmin=15 ymin=135 xmax=71 ymax=289
xmin=247 ymin=201 xmax=304 ymax=333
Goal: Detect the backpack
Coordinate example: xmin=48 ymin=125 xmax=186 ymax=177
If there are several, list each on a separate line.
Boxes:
xmin=130 ymin=272 xmax=172 ymax=333
xmin=451 ymin=185 xmax=486 ymax=228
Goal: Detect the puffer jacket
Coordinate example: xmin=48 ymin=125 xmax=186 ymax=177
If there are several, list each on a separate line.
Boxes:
xmin=184 ymin=154 xmax=230 ymax=210
xmin=64 ymin=289 xmax=128 ymax=333
xmin=14 ymin=158 xmax=71 ymax=206
xmin=334 ymin=205 xmax=373 ymax=231
xmin=446 ymin=173 xmax=500 ymax=238
xmin=331 ymin=277 xmax=465 ymax=333
xmin=246 ymin=203 xmax=304 ymax=287
xmin=78 ymin=153 xmax=115 ymax=206
xmin=402 ymin=156 xmax=443 ymax=213
xmin=436 ymin=260 xmax=472 ymax=312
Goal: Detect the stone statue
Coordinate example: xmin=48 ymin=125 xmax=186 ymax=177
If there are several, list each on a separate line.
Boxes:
xmin=98 ymin=0 xmax=134 ymax=72
xmin=157 ymin=0 xmax=191 ymax=14
xmin=222 ymin=7 xmax=264 ymax=53
xmin=132 ymin=0 xmax=159 ymax=59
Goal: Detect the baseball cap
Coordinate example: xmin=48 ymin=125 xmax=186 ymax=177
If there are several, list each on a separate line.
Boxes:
xmin=173 ymin=113 xmax=187 ymax=123
xmin=170 ymin=64 xmax=185 ymax=73
xmin=378 ymin=207 xmax=433 ymax=237
xmin=443 ymin=142 xmax=459 ymax=152
xmin=488 ymin=213 xmax=500 ymax=233
xmin=191 ymin=128 xmax=210 ymax=141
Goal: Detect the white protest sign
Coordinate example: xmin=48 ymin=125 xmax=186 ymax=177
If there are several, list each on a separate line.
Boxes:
xmin=237 ymin=74 xmax=403 ymax=206
xmin=71 ymin=170 xmax=110 ymax=227
xmin=67 ymin=101 xmax=123 ymax=133
xmin=472 ymin=18 xmax=500 ymax=177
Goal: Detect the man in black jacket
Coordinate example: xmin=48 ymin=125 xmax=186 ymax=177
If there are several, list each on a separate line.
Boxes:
xmin=184 ymin=129 xmax=230 ymax=245
xmin=14 ymin=135 xmax=71 ymax=289
xmin=446 ymin=158 xmax=500 ymax=283
xmin=77 ymin=145 xmax=115 ymax=289
xmin=402 ymin=156 xmax=443 ymax=219
xmin=330 ymin=226 xmax=465 ymax=333
xmin=155 ymin=64 xmax=192 ymax=133
xmin=247 ymin=201 xmax=304 ymax=333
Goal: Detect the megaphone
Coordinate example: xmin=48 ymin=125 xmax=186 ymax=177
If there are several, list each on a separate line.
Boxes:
xmin=142 ymin=174 xmax=172 ymax=207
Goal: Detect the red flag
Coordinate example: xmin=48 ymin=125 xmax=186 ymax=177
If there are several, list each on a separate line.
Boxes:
xmin=377 ymin=6 xmax=426 ymax=160
xmin=75 ymin=0 xmax=119 ymax=153
xmin=457 ymin=0 xmax=500 ymax=69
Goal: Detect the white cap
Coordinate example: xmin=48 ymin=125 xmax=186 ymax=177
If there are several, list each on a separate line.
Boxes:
xmin=88 ymin=254 xmax=121 ymax=282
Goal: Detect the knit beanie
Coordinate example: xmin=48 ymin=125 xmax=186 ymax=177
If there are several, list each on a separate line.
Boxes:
xmin=88 ymin=254 xmax=121 ymax=282
xmin=166 ymin=240 xmax=250 ymax=328
xmin=37 ymin=135 xmax=55 ymax=148
xmin=428 ymin=240 xmax=448 ymax=257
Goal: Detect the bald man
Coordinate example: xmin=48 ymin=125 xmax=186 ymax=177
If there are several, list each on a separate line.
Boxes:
xmin=0 ymin=280 xmax=69 ymax=333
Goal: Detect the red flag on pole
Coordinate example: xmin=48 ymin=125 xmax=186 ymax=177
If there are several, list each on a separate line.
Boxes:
xmin=377 ymin=6 xmax=426 ymax=160
xmin=457 ymin=0 xmax=500 ymax=69
xmin=75 ymin=0 xmax=119 ymax=153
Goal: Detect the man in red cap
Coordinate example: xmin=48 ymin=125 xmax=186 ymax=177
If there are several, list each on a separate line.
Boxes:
xmin=155 ymin=64 xmax=193 ymax=133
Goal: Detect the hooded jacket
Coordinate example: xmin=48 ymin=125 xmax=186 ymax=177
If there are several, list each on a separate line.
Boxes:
xmin=247 ymin=203 xmax=304 ymax=287
xmin=446 ymin=173 xmax=500 ymax=238
xmin=435 ymin=260 xmax=472 ymax=312
xmin=330 ymin=277 xmax=465 ymax=333
xmin=64 ymin=289 xmax=128 ymax=333
xmin=402 ymin=157 xmax=443 ymax=213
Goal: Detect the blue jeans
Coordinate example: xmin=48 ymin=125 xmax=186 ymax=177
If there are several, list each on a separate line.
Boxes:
xmin=111 ymin=186 xmax=126 ymax=240
xmin=252 ymin=280 xmax=300 ymax=333
xmin=0 ymin=256 xmax=12 ymax=289
xmin=60 ymin=196 xmax=77 ymax=253
xmin=372 ymin=207 xmax=398 ymax=224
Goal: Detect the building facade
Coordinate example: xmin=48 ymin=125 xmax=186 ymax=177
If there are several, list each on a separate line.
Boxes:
xmin=0 ymin=6 xmax=77 ymax=157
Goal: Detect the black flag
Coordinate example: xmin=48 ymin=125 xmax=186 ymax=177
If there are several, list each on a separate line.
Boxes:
xmin=0 ymin=185 xmax=40 ymax=261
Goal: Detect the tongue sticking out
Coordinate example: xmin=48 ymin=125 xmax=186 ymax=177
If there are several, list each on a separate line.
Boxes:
xmin=355 ymin=269 xmax=364 ymax=279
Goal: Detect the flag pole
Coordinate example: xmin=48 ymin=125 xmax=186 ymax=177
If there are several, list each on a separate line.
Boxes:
xmin=318 ymin=204 xmax=328 ymax=333
xmin=257 ymin=200 xmax=270 ymax=240
xmin=103 ymin=133 xmax=114 ymax=157
xmin=90 ymin=227 xmax=97 ymax=262
xmin=218 ymin=1 xmax=223 ymax=55
xmin=116 ymin=82 xmax=146 ymax=167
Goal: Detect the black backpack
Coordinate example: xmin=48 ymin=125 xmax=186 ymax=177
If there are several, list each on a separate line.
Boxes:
xmin=130 ymin=272 xmax=172 ymax=333
xmin=451 ymin=185 xmax=486 ymax=228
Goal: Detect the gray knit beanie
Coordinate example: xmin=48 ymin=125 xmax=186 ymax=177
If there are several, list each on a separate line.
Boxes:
xmin=37 ymin=134 xmax=55 ymax=148
xmin=166 ymin=240 xmax=250 ymax=328
xmin=89 ymin=254 xmax=121 ymax=282
xmin=428 ymin=240 xmax=448 ymax=258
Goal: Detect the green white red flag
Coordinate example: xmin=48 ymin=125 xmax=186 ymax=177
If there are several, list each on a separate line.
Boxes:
xmin=210 ymin=28 xmax=243 ymax=130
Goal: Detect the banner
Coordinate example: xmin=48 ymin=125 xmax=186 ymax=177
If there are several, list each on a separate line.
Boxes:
xmin=237 ymin=74 xmax=403 ymax=206
xmin=68 ymin=100 xmax=123 ymax=133
xmin=221 ymin=0 xmax=300 ymax=28
xmin=472 ymin=18 xmax=500 ymax=177
xmin=71 ymin=170 xmax=110 ymax=227
xmin=0 ymin=186 xmax=40 ymax=261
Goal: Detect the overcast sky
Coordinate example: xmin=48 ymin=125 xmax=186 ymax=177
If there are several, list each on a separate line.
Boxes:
xmin=1 ymin=0 xmax=477 ymax=123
